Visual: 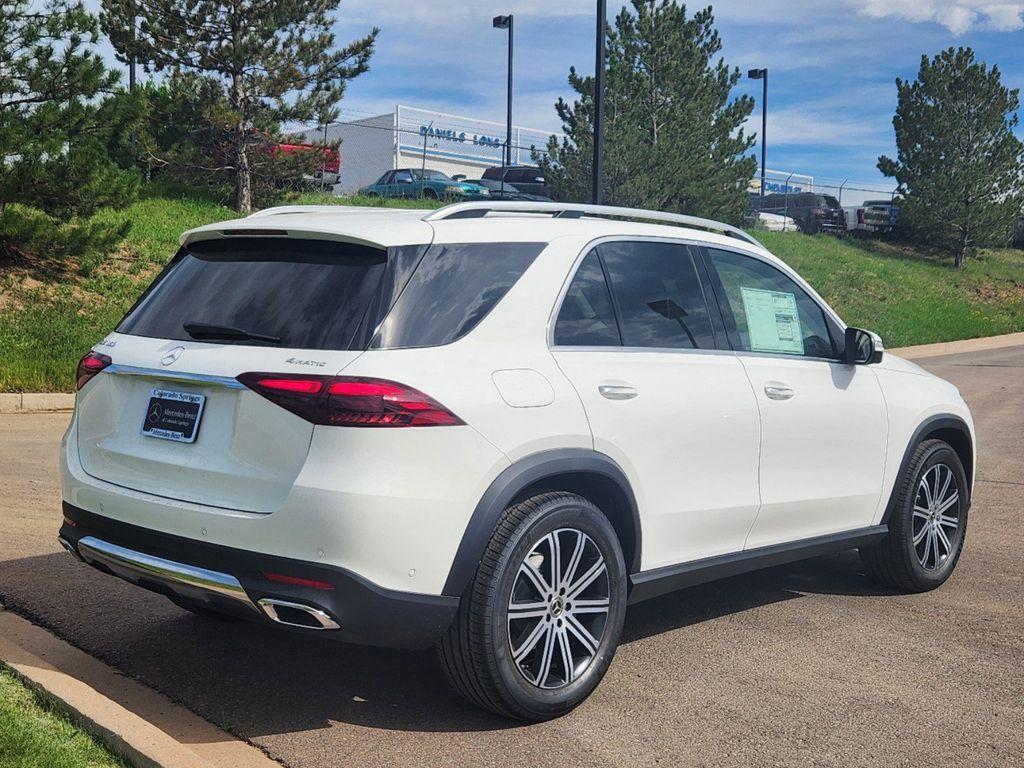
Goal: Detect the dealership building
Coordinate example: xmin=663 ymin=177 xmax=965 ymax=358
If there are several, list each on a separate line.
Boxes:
xmin=306 ymin=104 xmax=554 ymax=193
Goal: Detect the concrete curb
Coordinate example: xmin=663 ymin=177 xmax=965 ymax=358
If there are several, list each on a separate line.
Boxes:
xmin=0 ymin=607 xmax=280 ymax=768
xmin=0 ymin=392 xmax=75 ymax=413
xmin=1 ymin=331 xmax=1022 ymax=414
xmin=889 ymin=331 xmax=1024 ymax=360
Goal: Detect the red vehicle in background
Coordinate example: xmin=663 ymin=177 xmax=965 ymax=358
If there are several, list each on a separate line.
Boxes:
xmin=274 ymin=143 xmax=340 ymax=186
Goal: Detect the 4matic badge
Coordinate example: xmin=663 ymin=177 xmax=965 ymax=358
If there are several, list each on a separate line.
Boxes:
xmin=285 ymin=357 xmax=327 ymax=368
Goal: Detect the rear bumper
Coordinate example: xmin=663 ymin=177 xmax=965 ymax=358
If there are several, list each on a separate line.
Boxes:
xmin=60 ymin=503 xmax=458 ymax=649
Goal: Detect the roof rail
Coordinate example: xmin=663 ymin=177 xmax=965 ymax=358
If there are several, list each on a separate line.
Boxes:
xmin=423 ymin=201 xmax=764 ymax=247
xmin=248 ymin=205 xmax=426 ymax=218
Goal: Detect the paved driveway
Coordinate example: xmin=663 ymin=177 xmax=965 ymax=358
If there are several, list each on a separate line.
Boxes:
xmin=1 ymin=347 xmax=1022 ymax=767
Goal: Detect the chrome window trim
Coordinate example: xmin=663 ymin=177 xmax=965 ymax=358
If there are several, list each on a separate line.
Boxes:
xmin=103 ymin=364 xmax=246 ymax=389
xmin=554 ymin=345 xmax=737 ymax=359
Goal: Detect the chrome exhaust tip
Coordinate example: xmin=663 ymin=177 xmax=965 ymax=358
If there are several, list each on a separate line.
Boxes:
xmin=257 ymin=598 xmax=339 ymax=631
xmin=58 ymin=536 xmax=84 ymax=562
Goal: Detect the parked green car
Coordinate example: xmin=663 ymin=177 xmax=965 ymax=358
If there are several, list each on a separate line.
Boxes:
xmin=360 ymin=168 xmax=489 ymax=200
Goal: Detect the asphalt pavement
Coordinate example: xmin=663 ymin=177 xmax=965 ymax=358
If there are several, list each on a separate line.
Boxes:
xmin=1 ymin=346 xmax=1022 ymax=767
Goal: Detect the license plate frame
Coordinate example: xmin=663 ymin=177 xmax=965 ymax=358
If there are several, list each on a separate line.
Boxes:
xmin=140 ymin=388 xmax=206 ymax=443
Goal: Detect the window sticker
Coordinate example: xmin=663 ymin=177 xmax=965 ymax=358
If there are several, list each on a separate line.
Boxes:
xmin=739 ymin=286 xmax=804 ymax=354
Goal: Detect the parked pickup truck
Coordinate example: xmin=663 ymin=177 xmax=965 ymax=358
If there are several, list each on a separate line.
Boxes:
xmin=844 ymin=199 xmax=899 ymax=235
xmin=753 ymin=192 xmax=845 ymax=235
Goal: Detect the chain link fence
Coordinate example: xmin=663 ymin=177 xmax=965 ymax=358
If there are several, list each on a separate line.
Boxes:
xmin=749 ymin=169 xmax=898 ymax=235
xmin=286 ymin=111 xmax=900 ymax=238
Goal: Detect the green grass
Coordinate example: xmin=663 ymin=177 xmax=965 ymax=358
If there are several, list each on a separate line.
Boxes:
xmin=0 ymin=186 xmax=440 ymax=392
xmin=0 ymin=666 xmax=126 ymax=768
xmin=757 ymin=231 xmax=1024 ymax=347
xmin=1 ymin=187 xmax=1022 ymax=392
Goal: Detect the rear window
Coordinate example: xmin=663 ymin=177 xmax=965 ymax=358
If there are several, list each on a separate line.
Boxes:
xmin=371 ymin=242 xmax=545 ymax=349
xmin=117 ymin=238 xmax=389 ymax=350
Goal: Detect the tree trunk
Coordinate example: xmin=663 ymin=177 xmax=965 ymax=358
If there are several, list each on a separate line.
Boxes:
xmin=955 ymin=230 xmax=968 ymax=270
xmin=231 ymin=72 xmax=251 ymax=214
xmin=235 ymin=139 xmax=251 ymax=214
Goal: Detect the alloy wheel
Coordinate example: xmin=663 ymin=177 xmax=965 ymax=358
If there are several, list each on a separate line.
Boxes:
xmin=912 ymin=463 xmax=961 ymax=571
xmin=506 ymin=528 xmax=610 ymax=689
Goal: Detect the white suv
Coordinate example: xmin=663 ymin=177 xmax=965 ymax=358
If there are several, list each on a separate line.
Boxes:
xmin=60 ymin=201 xmax=975 ymax=721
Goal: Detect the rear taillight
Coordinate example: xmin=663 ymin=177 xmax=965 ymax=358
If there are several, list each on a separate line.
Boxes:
xmin=236 ymin=373 xmax=464 ymax=427
xmin=76 ymin=351 xmax=111 ymax=390
xmin=857 ymin=208 xmax=866 ymax=224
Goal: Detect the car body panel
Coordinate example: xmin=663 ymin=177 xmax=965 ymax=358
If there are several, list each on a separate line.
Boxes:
xmin=64 ymin=385 xmax=511 ymax=595
xmin=738 ymin=355 xmax=888 ymax=548
xmin=552 ymin=346 xmax=761 ymax=569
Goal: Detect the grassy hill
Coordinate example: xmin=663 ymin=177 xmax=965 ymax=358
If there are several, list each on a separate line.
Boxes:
xmin=2 ymin=186 xmax=1022 ymax=392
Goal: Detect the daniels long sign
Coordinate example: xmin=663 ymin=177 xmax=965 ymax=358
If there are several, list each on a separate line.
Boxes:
xmin=419 ymin=124 xmax=505 ymax=149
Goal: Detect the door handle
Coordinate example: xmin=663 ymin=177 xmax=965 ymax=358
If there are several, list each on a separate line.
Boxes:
xmin=764 ymin=383 xmax=795 ymax=401
xmin=599 ymin=384 xmax=638 ymax=401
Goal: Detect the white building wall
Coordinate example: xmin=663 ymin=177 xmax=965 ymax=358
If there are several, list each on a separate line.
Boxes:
xmin=306 ymin=104 xmax=555 ymax=194
xmin=307 ymin=113 xmax=395 ymax=194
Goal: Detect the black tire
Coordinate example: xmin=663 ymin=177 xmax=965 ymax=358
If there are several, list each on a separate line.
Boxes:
xmin=168 ymin=596 xmax=241 ymax=621
xmin=438 ymin=492 xmax=627 ymax=721
xmin=860 ymin=439 xmax=968 ymax=592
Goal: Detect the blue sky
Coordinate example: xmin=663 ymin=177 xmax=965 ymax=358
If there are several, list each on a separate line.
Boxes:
xmin=87 ymin=0 xmax=1024 ymax=198
xmin=326 ymin=1 xmax=1024 ymax=197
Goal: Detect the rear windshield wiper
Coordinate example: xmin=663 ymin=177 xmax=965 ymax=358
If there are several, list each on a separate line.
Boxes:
xmin=183 ymin=322 xmax=281 ymax=344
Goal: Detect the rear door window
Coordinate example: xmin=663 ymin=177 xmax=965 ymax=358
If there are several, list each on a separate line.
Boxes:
xmin=117 ymin=238 xmax=389 ymax=350
xmin=599 ymin=241 xmax=716 ymax=349
xmin=371 ymin=242 xmax=545 ymax=349
xmin=554 ymin=250 xmax=621 ymax=346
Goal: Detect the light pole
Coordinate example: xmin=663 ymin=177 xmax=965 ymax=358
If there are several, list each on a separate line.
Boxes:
xmin=592 ymin=0 xmax=606 ymax=205
xmin=493 ymin=14 xmax=514 ymax=176
xmin=748 ymin=68 xmax=768 ymax=202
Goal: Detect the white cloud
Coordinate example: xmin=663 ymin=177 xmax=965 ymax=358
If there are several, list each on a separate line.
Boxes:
xmin=854 ymin=0 xmax=1024 ymax=34
xmin=746 ymin=105 xmax=887 ymax=148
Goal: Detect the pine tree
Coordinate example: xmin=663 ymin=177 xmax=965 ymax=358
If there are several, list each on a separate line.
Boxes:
xmin=0 ymin=0 xmax=140 ymax=263
xmin=101 ymin=0 xmax=377 ymax=213
xmin=879 ymin=47 xmax=1024 ymax=268
xmin=139 ymin=72 xmax=325 ymax=207
xmin=537 ymin=1 xmax=756 ymax=223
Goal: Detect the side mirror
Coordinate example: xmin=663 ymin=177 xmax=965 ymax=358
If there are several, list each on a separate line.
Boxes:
xmin=845 ymin=327 xmax=884 ymax=365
